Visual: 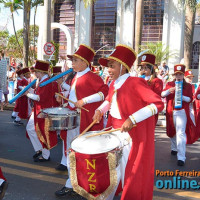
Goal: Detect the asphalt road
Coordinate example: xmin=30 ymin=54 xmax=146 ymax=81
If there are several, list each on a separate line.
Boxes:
xmin=0 ymin=110 xmax=200 ymax=200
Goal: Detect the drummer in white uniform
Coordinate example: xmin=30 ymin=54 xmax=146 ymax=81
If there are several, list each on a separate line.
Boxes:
xmin=55 ymin=44 xmax=108 ymax=198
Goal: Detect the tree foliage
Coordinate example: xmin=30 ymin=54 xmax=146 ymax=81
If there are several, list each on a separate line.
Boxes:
xmin=6 ymin=25 xmax=39 ymax=63
xmin=139 ymin=42 xmax=178 ymax=65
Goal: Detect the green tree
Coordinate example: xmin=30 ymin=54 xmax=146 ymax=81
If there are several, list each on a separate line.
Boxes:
xmin=31 ymin=0 xmax=43 ymax=60
xmin=179 ymin=0 xmax=200 ymax=69
xmin=0 ymin=0 xmax=23 ymax=54
xmin=135 ymin=0 xmax=144 ymax=66
xmin=139 ymin=42 xmax=178 ymax=65
xmin=7 ymin=25 xmax=39 ymax=63
xmin=0 ymin=30 xmax=9 ymax=51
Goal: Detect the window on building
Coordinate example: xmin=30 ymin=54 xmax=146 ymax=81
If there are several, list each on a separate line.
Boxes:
xmin=91 ymin=0 xmax=117 ymax=65
xmin=142 ymin=0 xmax=164 ymax=43
xmin=191 ymin=41 xmax=200 ymax=69
xmin=53 ymin=0 xmax=75 ymax=58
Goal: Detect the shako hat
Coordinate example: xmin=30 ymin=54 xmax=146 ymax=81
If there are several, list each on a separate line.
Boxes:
xmin=184 ymin=70 xmax=194 ymax=77
xmin=174 ymin=64 xmax=186 ymax=74
xmin=140 ymin=53 xmax=156 ymax=66
xmin=34 ymin=60 xmax=50 ymax=73
xmin=98 ymin=44 xmax=137 ymax=72
xmin=67 ymin=44 xmax=95 ymax=66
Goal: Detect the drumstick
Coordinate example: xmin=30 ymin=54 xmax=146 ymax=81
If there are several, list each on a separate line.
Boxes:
xmin=86 ymin=128 xmax=121 ymax=138
xmin=55 ymin=92 xmax=89 ymax=112
xmin=78 ymin=119 xmax=98 ymax=138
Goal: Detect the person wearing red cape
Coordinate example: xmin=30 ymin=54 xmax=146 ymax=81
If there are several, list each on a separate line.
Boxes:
xmin=161 ymin=64 xmax=198 ymax=167
xmin=17 ymin=67 xmax=32 ymax=121
xmin=55 ymin=44 xmax=108 ymax=198
xmin=184 ymin=70 xmax=198 ymax=122
xmin=0 ymin=167 xmax=8 ymax=199
xmin=26 ymin=60 xmax=60 ymax=162
xmin=93 ymin=44 xmax=164 ymax=200
xmin=139 ymin=53 xmax=163 ymax=124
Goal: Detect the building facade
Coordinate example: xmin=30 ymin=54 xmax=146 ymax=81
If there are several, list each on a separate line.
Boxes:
xmin=37 ymin=0 xmax=200 ymax=80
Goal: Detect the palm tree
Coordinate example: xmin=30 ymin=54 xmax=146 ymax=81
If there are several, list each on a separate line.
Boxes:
xmin=139 ymin=42 xmax=178 ymax=65
xmin=31 ymin=0 xmax=43 ymax=60
xmin=0 ymin=0 xmax=23 ymax=55
xmin=134 ymin=0 xmax=144 ymax=66
xmin=183 ymin=0 xmax=197 ymax=69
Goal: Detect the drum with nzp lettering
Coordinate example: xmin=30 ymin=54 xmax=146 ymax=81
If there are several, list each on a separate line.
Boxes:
xmin=69 ymin=131 xmax=122 ymax=200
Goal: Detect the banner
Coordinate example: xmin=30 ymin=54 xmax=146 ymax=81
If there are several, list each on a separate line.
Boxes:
xmin=69 ymin=151 xmax=117 ymax=200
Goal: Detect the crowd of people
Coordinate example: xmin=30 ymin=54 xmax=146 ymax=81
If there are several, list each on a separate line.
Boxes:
xmin=0 ymin=44 xmax=200 ymax=200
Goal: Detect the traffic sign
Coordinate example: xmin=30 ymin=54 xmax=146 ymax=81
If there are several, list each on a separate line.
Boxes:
xmin=44 ymin=42 xmax=55 ymax=55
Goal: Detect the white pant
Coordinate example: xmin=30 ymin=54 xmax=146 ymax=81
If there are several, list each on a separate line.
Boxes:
xmin=60 ymin=141 xmax=67 ymax=167
xmin=12 ymin=111 xmax=18 ymax=117
xmin=26 ymin=112 xmax=50 ymax=159
xmin=0 ymin=179 xmax=4 ymax=185
xmin=65 ymin=126 xmax=80 ymax=188
xmin=171 ymin=109 xmax=187 ymax=162
xmin=112 ymin=131 xmax=132 ymax=187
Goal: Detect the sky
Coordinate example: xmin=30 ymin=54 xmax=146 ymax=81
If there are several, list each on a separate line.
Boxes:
xmin=0 ymin=4 xmax=42 ymax=34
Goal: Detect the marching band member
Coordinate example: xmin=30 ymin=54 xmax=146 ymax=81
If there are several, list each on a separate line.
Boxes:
xmin=184 ymin=69 xmax=200 ymax=120
xmin=17 ymin=68 xmax=32 ymax=121
xmin=195 ymin=81 xmax=200 ymax=137
xmin=0 ymin=167 xmax=8 ymax=199
xmin=12 ymin=69 xmax=24 ymax=125
xmin=26 ymin=60 xmax=60 ymax=162
xmin=55 ymin=44 xmax=108 ymax=198
xmin=161 ymin=64 xmax=198 ymax=166
xmin=93 ymin=44 xmax=164 ymax=200
xmin=184 ymin=70 xmax=197 ymax=122
xmin=139 ymin=53 xmax=163 ymax=124
xmin=52 ymin=66 xmax=69 ymax=172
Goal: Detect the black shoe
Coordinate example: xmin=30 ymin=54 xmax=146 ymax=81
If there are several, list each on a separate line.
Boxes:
xmin=34 ymin=155 xmax=50 ymax=162
xmin=11 ymin=116 xmax=16 ymax=119
xmin=55 ymin=187 xmax=86 ymax=199
xmin=55 ymin=186 xmax=73 ymax=197
xmin=177 ymin=160 xmax=185 ymax=166
xmin=0 ymin=181 xmax=8 ymax=199
xmin=13 ymin=120 xmax=23 ymax=126
xmin=171 ymin=150 xmax=177 ymax=156
xmin=33 ymin=151 xmax=42 ymax=159
xmin=55 ymin=164 xmax=68 ymax=171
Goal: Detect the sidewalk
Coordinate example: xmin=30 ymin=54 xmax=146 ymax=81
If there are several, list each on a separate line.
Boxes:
xmin=3 ymin=103 xmax=15 ymax=111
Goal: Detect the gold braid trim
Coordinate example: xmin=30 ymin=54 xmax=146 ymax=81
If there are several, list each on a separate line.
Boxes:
xmin=151 ymin=105 xmax=157 ymax=115
xmin=80 ymin=44 xmax=96 ymax=55
xmin=117 ymin=44 xmax=137 ymax=58
xmin=108 ymin=56 xmax=130 ymax=72
xmin=147 ymin=105 xmax=154 ymax=116
xmin=36 ymin=122 xmax=45 ymax=144
xmin=44 ymin=118 xmax=51 ymax=149
xmin=69 ymin=152 xmax=118 ymax=200
xmin=98 ymin=92 xmax=104 ymax=101
xmin=74 ymin=54 xmax=90 ymax=66
xmin=130 ymin=115 xmax=137 ymax=125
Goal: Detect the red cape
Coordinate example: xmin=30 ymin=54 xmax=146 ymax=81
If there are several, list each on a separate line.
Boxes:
xmin=18 ymin=78 xmax=29 ymax=119
xmin=164 ymin=81 xmax=198 ymax=144
xmin=60 ymin=71 xmax=108 ymax=152
xmin=34 ymin=78 xmax=60 ymax=149
xmin=106 ymin=77 xmax=164 ymax=200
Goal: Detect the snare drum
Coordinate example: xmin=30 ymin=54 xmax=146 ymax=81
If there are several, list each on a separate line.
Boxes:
xmin=69 ymin=131 xmax=122 ymax=200
xmin=41 ymin=107 xmax=80 ymax=131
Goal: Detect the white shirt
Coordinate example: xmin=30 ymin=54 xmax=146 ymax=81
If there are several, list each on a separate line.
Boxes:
xmin=68 ymin=67 xmax=90 ymax=108
xmin=110 ymin=74 xmax=130 ymax=119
